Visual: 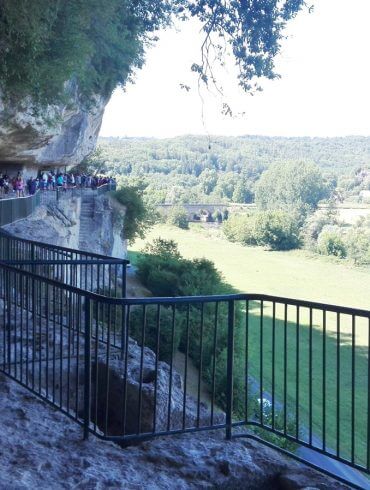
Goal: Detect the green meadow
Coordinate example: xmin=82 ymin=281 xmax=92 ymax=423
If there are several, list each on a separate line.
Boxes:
xmin=130 ymin=224 xmax=370 ymax=464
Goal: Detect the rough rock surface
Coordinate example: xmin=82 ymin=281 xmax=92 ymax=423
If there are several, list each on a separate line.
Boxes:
xmin=0 ymin=87 xmax=106 ymax=167
xmin=93 ymin=339 xmax=225 ymax=437
xmin=0 ymin=372 xmax=349 ymax=489
xmin=3 ymin=196 xmax=81 ymax=249
xmin=3 ymin=193 xmax=126 ymax=259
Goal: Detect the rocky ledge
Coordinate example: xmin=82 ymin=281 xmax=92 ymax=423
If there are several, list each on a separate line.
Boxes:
xmin=0 ymin=373 xmax=348 ymax=489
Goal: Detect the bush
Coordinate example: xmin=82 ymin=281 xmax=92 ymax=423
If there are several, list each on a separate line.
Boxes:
xmin=345 ymin=228 xmax=370 ymax=265
xmin=113 ymin=185 xmax=157 ymax=243
xmin=254 ymin=211 xmax=300 ymax=250
xmin=223 ymin=213 xmax=257 ymax=245
xmin=317 ymin=227 xmax=347 ymax=258
xmin=137 ymin=239 xmax=227 ymax=297
xmin=302 ymin=209 xmax=338 ymax=249
xmin=167 ymin=206 xmax=189 ymax=229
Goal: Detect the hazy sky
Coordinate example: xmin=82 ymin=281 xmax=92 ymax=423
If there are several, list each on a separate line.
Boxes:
xmin=100 ymin=0 xmax=370 ymax=139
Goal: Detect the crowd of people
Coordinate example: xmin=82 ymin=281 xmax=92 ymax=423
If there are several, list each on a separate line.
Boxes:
xmin=0 ymin=170 xmax=116 ymax=198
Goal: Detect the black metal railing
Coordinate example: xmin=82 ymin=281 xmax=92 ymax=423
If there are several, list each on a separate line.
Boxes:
xmin=0 ymin=216 xmax=369 ymax=488
xmin=0 ymin=249 xmax=368 ymax=487
xmin=0 ymin=191 xmax=41 ymax=226
xmin=0 ymin=230 xmax=128 ymax=297
xmin=0 ymin=181 xmax=116 ymax=224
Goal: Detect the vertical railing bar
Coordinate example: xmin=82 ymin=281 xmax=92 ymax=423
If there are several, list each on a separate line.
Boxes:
xmin=226 ymin=300 xmax=234 ymax=440
xmin=336 ymin=312 xmax=340 ymax=458
xmin=67 ymin=290 xmax=72 ymax=412
xmin=182 ymin=304 xmax=190 ymax=431
xmin=296 ymin=305 xmax=300 ymax=440
xmin=351 ymin=315 xmax=356 ymax=465
xmin=121 ymin=305 xmax=131 ymax=438
xmin=284 ymin=303 xmax=288 ymax=435
xmin=59 ymin=286 xmax=63 ymax=409
xmin=94 ymin=300 xmax=99 ymax=433
xmin=211 ymin=302 xmax=218 ymax=426
xmin=13 ymin=272 xmax=17 ymax=379
xmin=322 ymin=309 xmax=326 ymax=452
xmin=153 ymin=304 xmax=161 ymax=433
xmin=367 ymin=316 xmax=370 ymax=471
xmin=272 ymin=301 xmax=276 ymax=431
xmin=309 ymin=307 xmax=313 ymax=446
xmin=45 ymin=282 xmax=49 ymax=398
xmin=197 ymin=302 xmax=204 ymax=428
xmin=245 ymin=299 xmax=249 ymax=424
xmin=75 ymin=294 xmax=81 ymax=419
xmin=138 ymin=305 xmax=146 ymax=435
xmin=32 ymin=277 xmax=36 ymax=391
xmin=260 ymin=300 xmax=264 ymax=425
xmin=104 ymin=303 xmax=111 ymax=436
xmin=20 ymin=273 xmax=24 ymax=384
xmin=25 ymin=275 xmax=29 ymax=387
xmin=83 ymin=297 xmax=91 ymax=440
xmin=167 ymin=304 xmax=175 ymax=432
xmin=52 ymin=284 xmax=56 ymax=403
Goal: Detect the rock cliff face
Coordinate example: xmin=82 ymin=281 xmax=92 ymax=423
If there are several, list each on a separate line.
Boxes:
xmin=3 ymin=193 xmax=127 ymax=259
xmin=0 ymin=87 xmax=106 ymax=169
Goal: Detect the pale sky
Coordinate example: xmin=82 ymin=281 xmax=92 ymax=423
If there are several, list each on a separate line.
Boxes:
xmin=100 ymin=0 xmax=370 ymax=139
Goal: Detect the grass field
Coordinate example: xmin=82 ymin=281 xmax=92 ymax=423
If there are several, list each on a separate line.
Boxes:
xmin=130 ymin=223 xmax=370 ymax=310
xmin=130 ymin=223 xmax=370 ymax=465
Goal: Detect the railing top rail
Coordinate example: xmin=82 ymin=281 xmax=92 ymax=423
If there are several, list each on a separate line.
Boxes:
xmin=0 ymin=189 xmax=41 ymax=201
xmin=0 ymin=260 xmax=368 ymax=316
xmin=2 ymin=259 xmax=127 ymax=266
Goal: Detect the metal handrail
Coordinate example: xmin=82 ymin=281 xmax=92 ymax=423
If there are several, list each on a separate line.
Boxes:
xmin=0 ymin=204 xmax=369 ymax=488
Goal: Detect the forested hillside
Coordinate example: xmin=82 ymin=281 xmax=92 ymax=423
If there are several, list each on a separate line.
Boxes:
xmin=96 ymin=135 xmax=370 ymax=204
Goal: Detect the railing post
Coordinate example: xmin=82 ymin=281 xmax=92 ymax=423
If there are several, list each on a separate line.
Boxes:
xmin=226 ymin=299 xmax=235 ymax=440
xmin=121 ymin=262 xmax=127 ymax=298
xmin=31 ymin=243 xmax=36 ymax=274
xmin=84 ymin=297 xmax=91 ymax=440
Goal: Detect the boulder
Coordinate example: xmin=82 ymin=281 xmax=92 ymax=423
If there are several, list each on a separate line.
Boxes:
xmin=92 ymin=338 xmax=225 ymax=437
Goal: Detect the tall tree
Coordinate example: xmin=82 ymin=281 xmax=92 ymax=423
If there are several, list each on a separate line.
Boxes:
xmin=255 ymin=161 xmax=330 ymax=218
xmin=0 ymin=1 xmax=306 ymax=106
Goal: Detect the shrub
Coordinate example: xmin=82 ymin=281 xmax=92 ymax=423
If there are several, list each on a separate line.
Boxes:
xmin=302 ymin=209 xmax=338 ymax=250
xmin=137 ymin=240 xmax=227 ymax=297
xmin=345 ymin=228 xmax=370 ymax=265
xmin=317 ymin=227 xmax=347 ymax=258
xmin=113 ymin=185 xmax=157 ymax=243
xmin=222 ymin=213 xmax=257 ymax=245
xmin=254 ymin=211 xmax=300 ymax=250
xmin=144 ymin=238 xmax=181 ymax=260
xmin=167 ymin=206 xmax=189 ymax=229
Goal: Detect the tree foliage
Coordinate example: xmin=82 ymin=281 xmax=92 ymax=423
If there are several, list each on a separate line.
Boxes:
xmin=166 ymin=206 xmax=189 ymax=229
xmin=255 ymin=161 xmax=329 ymax=219
xmin=0 ymin=0 xmax=169 ymax=105
xmin=113 ymin=183 xmax=157 ymax=243
xmin=95 ymin=135 xmax=368 ymax=206
xmin=254 ymin=210 xmax=300 ymax=250
xmin=0 ymin=0 xmax=305 ymax=107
